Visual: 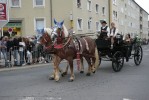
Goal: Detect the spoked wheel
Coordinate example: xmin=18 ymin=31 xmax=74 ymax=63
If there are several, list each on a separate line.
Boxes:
xmin=112 ymin=51 xmax=124 ymax=72
xmin=97 ymin=51 xmax=101 ymax=69
xmin=134 ymin=46 xmax=143 ymax=65
xmin=98 ymin=58 xmax=101 ymax=67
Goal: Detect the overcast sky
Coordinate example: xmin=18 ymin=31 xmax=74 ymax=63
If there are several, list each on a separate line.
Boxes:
xmin=135 ymin=0 xmax=149 ymax=14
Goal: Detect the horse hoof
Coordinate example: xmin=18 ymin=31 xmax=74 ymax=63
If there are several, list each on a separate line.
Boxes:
xmin=68 ymin=79 xmax=74 ymax=82
xmin=80 ymin=71 xmax=84 ymax=74
xmin=49 ymin=77 xmax=54 ymax=80
xmin=86 ymin=73 xmax=91 ymax=76
xmin=92 ymin=71 xmax=96 ymax=73
xmin=61 ymin=72 xmax=67 ymax=77
xmin=61 ymin=74 xmax=65 ymax=77
xmin=55 ymin=79 xmax=60 ymax=82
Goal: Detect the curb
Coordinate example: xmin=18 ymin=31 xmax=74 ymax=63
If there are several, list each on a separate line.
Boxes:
xmin=0 ymin=63 xmax=52 ymax=72
xmin=0 ymin=60 xmax=67 ymax=72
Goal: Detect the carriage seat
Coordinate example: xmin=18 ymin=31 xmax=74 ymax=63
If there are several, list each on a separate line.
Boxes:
xmin=95 ymin=38 xmax=111 ymax=49
xmin=114 ymin=33 xmax=123 ymax=46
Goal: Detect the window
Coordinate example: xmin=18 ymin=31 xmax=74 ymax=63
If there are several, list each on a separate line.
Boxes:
xmin=113 ymin=11 xmax=117 ymax=20
xmin=131 ymin=23 xmax=132 ymax=27
xmin=77 ymin=0 xmax=81 ymax=8
xmin=102 ymin=7 xmax=105 ymax=15
xmin=95 ymin=4 xmax=99 ymax=13
xmin=88 ymin=18 xmax=92 ymax=30
xmin=120 ymin=20 xmax=123 ymax=25
xmin=10 ymin=0 xmax=21 ymax=7
xmin=34 ymin=0 xmax=45 ymax=7
xmin=113 ymin=11 xmax=115 ymax=19
xmin=125 ymin=15 xmax=127 ymax=19
xmin=96 ymin=22 xmax=99 ymax=31
xmin=87 ymin=0 xmax=92 ymax=11
xmin=113 ymin=0 xmax=117 ymax=5
xmin=35 ymin=18 xmax=46 ymax=30
xmin=116 ymin=12 xmax=117 ymax=19
xmin=77 ymin=18 xmax=83 ymax=30
xmin=121 ymin=7 xmax=124 ymax=13
xmin=128 ymin=0 xmax=130 ymax=5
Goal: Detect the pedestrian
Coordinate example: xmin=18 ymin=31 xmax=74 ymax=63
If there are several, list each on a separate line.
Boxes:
xmin=13 ymin=36 xmax=20 ymax=66
xmin=0 ymin=36 xmax=8 ymax=67
xmin=18 ymin=37 xmax=26 ymax=66
xmin=6 ymin=37 xmax=14 ymax=67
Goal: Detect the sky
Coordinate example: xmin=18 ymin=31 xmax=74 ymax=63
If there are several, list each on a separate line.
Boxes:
xmin=135 ymin=0 xmax=149 ymax=14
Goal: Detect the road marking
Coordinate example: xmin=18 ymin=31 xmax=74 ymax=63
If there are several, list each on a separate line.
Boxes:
xmin=21 ymin=97 xmax=35 ymax=100
xmin=20 ymin=97 xmax=62 ymax=100
xmin=123 ymin=98 xmax=131 ymax=100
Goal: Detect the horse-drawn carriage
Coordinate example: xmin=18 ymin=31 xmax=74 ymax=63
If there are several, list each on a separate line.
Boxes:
xmin=95 ymin=34 xmax=143 ymax=72
xmin=37 ymin=19 xmax=143 ymax=82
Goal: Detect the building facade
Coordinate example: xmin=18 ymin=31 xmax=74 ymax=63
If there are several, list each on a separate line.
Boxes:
xmin=52 ymin=0 xmax=110 ymax=36
xmin=111 ymin=0 xmax=149 ymax=39
xmin=3 ymin=0 xmax=51 ymax=36
xmin=1 ymin=0 xmax=149 ymax=39
xmin=141 ymin=9 xmax=149 ymax=39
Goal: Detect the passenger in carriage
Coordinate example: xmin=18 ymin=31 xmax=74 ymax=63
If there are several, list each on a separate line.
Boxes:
xmin=108 ymin=22 xmax=119 ymax=49
xmin=124 ymin=33 xmax=132 ymax=62
xmin=124 ymin=33 xmax=132 ymax=44
xmin=99 ymin=21 xmax=110 ymax=39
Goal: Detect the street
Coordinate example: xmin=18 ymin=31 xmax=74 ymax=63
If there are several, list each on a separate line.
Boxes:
xmin=0 ymin=45 xmax=149 ymax=100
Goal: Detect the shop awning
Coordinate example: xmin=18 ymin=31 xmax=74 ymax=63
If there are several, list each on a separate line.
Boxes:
xmin=5 ymin=23 xmax=22 ymax=28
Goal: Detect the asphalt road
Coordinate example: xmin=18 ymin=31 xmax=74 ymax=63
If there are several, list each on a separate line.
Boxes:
xmin=0 ymin=45 xmax=149 ymax=100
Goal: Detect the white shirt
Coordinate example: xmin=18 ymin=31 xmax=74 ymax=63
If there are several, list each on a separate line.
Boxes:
xmin=19 ymin=42 xmax=25 ymax=51
xmin=108 ymin=28 xmax=118 ymax=37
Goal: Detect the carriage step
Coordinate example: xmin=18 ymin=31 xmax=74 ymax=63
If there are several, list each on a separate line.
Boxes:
xmin=101 ymin=56 xmax=112 ymax=61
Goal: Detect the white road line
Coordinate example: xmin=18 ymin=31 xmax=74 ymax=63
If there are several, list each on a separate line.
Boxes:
xmin=123 ymin=98 xmax=131 ymax=100
xmin=21 ymin=97 xmax=35 ymax=100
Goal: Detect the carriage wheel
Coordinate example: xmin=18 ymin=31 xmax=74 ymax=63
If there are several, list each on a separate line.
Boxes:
xmin=98 ymin=58 xmax=101 ymax=68
xmin=112 ymin=51 xmax=124 ymax=72
xmin=97 ymin=51 xmax=101 ymax=69
xmin=134 ymin=46 xmax=143 ymax=65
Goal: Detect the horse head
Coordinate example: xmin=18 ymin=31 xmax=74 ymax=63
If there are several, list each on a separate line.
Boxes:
xmin=53 ymin=19 xmax=69 ymax=39
xmin=36 ymin=28 xmax=53 ymax=46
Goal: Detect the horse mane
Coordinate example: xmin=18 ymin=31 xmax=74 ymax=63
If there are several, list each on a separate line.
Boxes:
xmin=44 ymin=28 xmax=53 ymax=36
xmin=62 ymin=24 xmax=69 ymax=38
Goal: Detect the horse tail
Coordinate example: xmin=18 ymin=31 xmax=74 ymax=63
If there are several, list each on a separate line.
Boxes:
xmin=94 ymin=46 xmax=99 ymax=69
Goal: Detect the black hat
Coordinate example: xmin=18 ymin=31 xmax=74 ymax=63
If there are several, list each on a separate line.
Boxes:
xmin=102 ymin=21 xmax=107 ymax=24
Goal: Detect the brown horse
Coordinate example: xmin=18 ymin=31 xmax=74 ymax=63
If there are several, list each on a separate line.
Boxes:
xmin=37 ymin=24 xmax=99 ymax=82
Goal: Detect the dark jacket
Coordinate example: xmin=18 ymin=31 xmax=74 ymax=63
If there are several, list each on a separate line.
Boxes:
xmin=26 ymin=42 xmax=35 ymax=52
xmin=6 ymin=40 xmax=14 ymax=52
xmin=13 ymin=38 xmax=19 ymax=50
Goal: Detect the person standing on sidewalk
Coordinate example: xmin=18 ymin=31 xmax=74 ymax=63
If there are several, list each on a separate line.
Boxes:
xmin=13 ymin=36 xmax=19 ymax=66
xmin=6 ymin=37 xmax=14 ymax=67
xmin=18 ymin=37 xmax=26 ymax=66
xmin=0 ymin=36 xmax=8 ymax=67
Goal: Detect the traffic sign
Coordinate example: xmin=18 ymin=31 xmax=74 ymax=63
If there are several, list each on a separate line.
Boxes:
xmin=8 ymin=28 xmax=13 ymax=33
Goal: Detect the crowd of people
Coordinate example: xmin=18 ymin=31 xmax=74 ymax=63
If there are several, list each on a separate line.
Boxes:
xmin=0 ymin=36 xmax=52 ymax=67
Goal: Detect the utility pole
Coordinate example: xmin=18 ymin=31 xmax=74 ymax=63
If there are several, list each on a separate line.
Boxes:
xmin=108 ymin=0 xmax=112 ymax=26
xmin=50 ymin=0 xmax=53 ymax=27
